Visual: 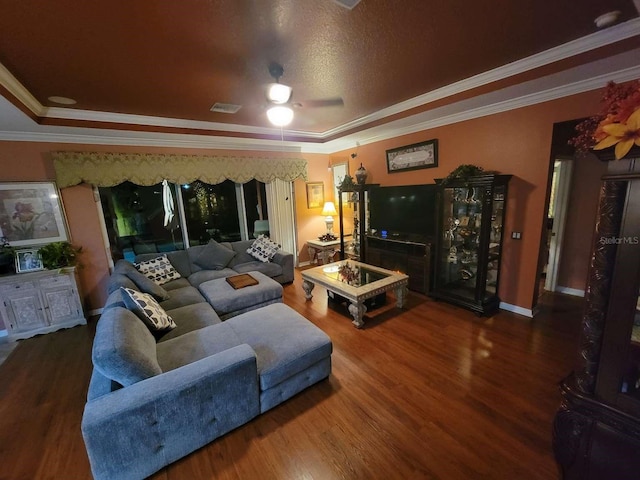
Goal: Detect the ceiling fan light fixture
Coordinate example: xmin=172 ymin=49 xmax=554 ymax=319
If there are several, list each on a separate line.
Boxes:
xmin=267 ymin=105 xmax=294 ymax=126
xmin=267 ymin=83 xmax=293 ymax=104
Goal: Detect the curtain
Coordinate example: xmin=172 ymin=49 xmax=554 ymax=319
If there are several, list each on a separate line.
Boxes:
xmin=52 ymin=151 xmax=307 ymax=188
xmin=266 ymin=179 xmax=297 ymax=264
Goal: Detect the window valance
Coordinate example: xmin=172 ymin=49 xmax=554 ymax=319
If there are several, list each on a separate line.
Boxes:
xmin=52 ymin=152 xmax=308 ymax=188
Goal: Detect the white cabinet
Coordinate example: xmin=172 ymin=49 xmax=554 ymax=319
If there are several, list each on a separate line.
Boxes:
xmin=0 ymin=268 xmax=85 ymax=340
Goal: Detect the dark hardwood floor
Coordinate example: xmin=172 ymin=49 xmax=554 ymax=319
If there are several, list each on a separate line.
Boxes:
xmin=0 ymin=270 xmax=583 ymax=479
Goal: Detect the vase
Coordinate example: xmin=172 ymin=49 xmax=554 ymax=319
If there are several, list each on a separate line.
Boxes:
xmin=355 ymin=163 xmax=368 ymax=184
xmin=593 ymin=144 xmax=640 ymax=162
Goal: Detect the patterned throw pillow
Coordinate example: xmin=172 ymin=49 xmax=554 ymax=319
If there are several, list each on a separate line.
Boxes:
xmin=134 ymin=254 xmax=182 ymax=285
xmin=120 ymin=287 xmax=176 ymax=332
xmin=247 ymin=234 xmax=280 ymax=263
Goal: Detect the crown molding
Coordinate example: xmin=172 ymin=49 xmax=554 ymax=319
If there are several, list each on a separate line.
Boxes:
xmin=0 ymin=63 xmax=43 ymax=116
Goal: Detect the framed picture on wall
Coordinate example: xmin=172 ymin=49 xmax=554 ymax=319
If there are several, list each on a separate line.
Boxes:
xmin=306 ymin=182 xmax=324 ymax=209
xmin=0 ymin=182 xmax=69 ymax=247
xmin=386 ymin=139 xmax=438 ymax=173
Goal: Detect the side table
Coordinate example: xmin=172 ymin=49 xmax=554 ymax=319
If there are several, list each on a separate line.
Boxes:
xmin=307 ymin=238 xmax=342 ymax=265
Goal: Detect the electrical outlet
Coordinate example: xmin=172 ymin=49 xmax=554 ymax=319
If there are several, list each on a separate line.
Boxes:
xmin=511 ymin=231 xmax=522 ymax=239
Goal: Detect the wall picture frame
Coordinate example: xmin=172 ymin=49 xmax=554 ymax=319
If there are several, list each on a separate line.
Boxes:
xmin=386 ymin=139 xmax=438 ymax=173
xmin=306 ymin=182 xmax=325 ymax=209
xmin=0 ymin=182 xmax=69 ymax=247
xmin=15 ymin=248 xmax=44 ymax=273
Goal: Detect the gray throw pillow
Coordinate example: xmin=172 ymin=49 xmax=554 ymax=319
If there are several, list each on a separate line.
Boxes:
xmin=113 ymin=260 xmax=170 ymax=301
xmin=193 ymin=240 xmax=236 ymax=270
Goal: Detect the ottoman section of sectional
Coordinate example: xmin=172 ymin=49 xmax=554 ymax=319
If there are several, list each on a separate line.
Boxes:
xmin=198 ymin=271 xmax=283 ymax=320
xmin=225 ymin=303 xmax=333 ymax=413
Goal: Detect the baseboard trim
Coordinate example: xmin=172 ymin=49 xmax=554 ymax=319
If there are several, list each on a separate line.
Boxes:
xmin=499 ymin=302 xmax=534 ymax=318
xmin=88 ymin=308 xmax=103 ymax=317
xmin=555 ymin=286 xmax=586 ymax=297
xmin=298 ymin=261 xmax=312 ymax=267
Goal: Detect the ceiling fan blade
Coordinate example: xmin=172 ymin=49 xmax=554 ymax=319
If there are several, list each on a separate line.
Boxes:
xmin=299 ymin=97 xmax=344 ymax=108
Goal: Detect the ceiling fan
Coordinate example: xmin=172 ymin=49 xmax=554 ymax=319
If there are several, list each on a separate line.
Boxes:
xmin=265 ymin=62 xmax=344 ymax=127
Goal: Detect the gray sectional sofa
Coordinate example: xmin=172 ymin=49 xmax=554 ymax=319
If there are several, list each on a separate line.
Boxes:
xmin=81 ymin=240 xmax=332 ymax=480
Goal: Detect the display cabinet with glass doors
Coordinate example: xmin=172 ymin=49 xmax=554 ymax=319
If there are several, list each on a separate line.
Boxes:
xmin=431 ymin=174 xmax=511 ymax=315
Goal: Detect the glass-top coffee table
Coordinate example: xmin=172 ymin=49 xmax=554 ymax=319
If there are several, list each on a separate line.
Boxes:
xmin=301 ymin=260 xmax=409 ymax=328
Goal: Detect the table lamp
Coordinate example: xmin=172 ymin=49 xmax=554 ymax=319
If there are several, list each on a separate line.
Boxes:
xmin=321 ymin=201 xmax=338 ymax=236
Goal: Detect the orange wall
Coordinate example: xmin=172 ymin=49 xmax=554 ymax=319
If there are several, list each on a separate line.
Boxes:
xmin=0 ymin=87 xmax=604 ymax=330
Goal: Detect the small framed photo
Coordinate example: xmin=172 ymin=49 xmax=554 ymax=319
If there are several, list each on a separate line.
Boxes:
xmin=15 ymin=248 xmax=44 ymax=273
xmin=306 ymin=182 xmax=324 ymax=209
xmin=386 ymin=139 xmax=438 ymax=173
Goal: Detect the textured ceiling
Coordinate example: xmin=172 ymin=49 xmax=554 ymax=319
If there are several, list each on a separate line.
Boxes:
xmin=0 ymin=0 xmax=639 ymax=140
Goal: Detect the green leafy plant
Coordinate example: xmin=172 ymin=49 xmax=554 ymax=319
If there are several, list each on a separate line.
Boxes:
xmin=443 ymin=164 xmax=485 ymax=184
xmin=39 ymin=241 xmax=82 ymax=269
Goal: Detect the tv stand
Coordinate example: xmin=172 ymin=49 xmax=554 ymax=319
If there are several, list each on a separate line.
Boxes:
xmin=365 ymin=235 xmax=432 ymax=294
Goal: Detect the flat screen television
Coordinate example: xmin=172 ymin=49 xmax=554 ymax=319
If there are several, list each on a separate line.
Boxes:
xmin=369 ymin=184 xmax=437 ymax=239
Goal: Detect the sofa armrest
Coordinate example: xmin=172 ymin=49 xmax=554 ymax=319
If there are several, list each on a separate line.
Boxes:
xmin=271 ymin=250 xmax=294 ymax=283
xmin=82 ymin=344 xmax=260 ymax=480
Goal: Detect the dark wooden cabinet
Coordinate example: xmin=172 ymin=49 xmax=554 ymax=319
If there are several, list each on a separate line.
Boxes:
xmin=553 ymin=158 xmax=640 ymax=479
xmin=431 ymin=174 xmax=511 ymax=315
xmin=366 ymin=236 xmax=431 ymax=293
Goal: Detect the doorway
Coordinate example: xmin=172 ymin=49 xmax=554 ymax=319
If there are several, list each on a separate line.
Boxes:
xmin=541 ymin=159 xmax=574 ymax=294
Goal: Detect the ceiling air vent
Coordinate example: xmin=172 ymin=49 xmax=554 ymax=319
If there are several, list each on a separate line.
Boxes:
xmin=332 ymin=0 xmax=361 ymax=10
xmin=210 ymin=103 xmax=242 ymax=114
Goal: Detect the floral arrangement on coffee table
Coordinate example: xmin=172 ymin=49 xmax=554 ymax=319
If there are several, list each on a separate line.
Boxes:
xmin=338 ymin=261 xmax=360 ymax=286
xmin=570 ymin=80 xmax=640 ymax=160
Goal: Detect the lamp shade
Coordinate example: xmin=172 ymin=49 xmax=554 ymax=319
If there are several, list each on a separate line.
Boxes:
xmin=266 ymin=105 xmax=294 ymax=126
xmin=267 ymin=83 xmax=293 ymax=104
xmin=321 ymin=201 xmax=337 ymax=216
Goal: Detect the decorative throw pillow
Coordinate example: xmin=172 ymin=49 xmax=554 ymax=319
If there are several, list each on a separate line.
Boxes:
xmin=134 ymin=254 xmax=182 ymax=285
xmin=113 ymin=260 xmax=170 ymax=301
xmin=193 ymin=240 xmax=236 ymax=270
xmin=247 ymin=234 xmax=280 ymax=263
xmin=120 ymin=287 xmax=176 ymax=332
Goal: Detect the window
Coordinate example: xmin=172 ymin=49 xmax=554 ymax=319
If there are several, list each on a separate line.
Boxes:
xmin=99 ymin=179 xmax=269 ymax=262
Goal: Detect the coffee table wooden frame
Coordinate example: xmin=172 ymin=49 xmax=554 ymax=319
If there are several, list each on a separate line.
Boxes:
xmin=301 ymin=260 xmax=409 ymax=328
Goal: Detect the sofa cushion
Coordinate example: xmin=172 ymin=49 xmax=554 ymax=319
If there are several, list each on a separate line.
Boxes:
xmin=158 ymin=285 xmax=207 ymax=311
xmin=232 ymin=261 xmax=283 ymax=278
xmin=189 ymin=241 xmax=236 ymax=270
xmin=246 ymin=235 xmax=280 ymax=263
xmin=187 ymin=268 xmax=236 ymax=287
xmin=161 ymin=277 xmax=191 ymax=291
xmin=156 ymin=322 xmax=244 ymax=372
xmin=159 ymin=302 xmax=222 ymax=342
xmin=226 ymin=303 xmax=333 ymax=390
xmin=113 ymin=260 xmax=170 ymax=301
xmin=135 ymin=254 xmax=182 ymax=285
xmin=92 ymin=307 xmax=162 ymax=386
xmin=106 ymin=272 xmax=137 ymax=295
xmin=121 ymin=287 xmax=177 ymax=332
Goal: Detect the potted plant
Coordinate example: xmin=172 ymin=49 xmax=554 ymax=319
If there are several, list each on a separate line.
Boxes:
xmin=570 ymin=80 xmax=640 ymax=160
xmin=0 ymin=237 xmax=16 ymax=274
xmin=38 ymin=241 xmax=82 ymax=270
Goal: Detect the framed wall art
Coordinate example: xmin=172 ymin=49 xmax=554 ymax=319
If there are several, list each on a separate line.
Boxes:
xmin=306 ymin=182 xmax=325 ymax=209
xmin=15 ymin=248 xmax=44 ymax=273
xmin=0 ymin=182 xmax=69 ymax=247
xmin=386 ymin=139 xmax=438 ymax=173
